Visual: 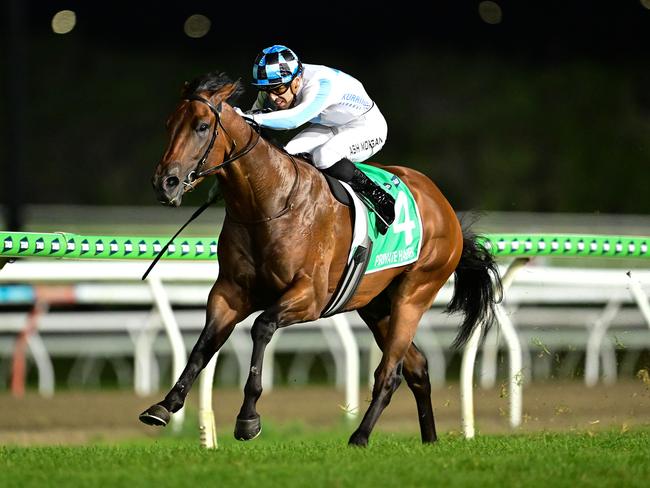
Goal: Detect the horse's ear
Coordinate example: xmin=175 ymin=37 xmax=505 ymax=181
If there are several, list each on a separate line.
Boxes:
xmin=213 ymin=80 xmax=244 ymax=104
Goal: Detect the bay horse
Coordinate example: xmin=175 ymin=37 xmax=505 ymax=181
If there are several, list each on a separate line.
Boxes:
xmin=140 ymin=71 xmax=501 ymax=446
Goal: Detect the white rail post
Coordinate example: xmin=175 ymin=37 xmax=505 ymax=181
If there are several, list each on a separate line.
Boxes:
xmin=24 ymin=299 xmax=55 ymax=397
xmin=132 ymin=310 xmax=159 ymax=396
xmin=479 ymin=327 xmax=499 ymax=389
xmin=461 ymin=257 xmax=529 ymax=439
xmin=331 ymin=313 xmax=360 ymax=420
xmin=494 ymin=303 xmax=523 ymax=428
xmin=27 ymin=332 xmax=55 ymax=397
xmin=584 ymin=299 xmax=621 ymax=387
xmin=460 ymin=322 xmax=482 ymax=439
xmin=198 ymin=352 xmax=219 ymax=449
xmin=320 ymin=321 xmax=348 ymax=388
xmin=627 ymin=271 xmax=650 ymax=330
xmin=147 ymin=276 xmax=187 ymax=432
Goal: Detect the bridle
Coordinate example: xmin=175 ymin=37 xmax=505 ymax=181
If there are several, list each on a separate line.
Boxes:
xmin=182 ymin=92 xmax=301 ymax=224
xmin=143 ymin=93 xmax=299 ymax=280
xmin=182 ymin=94 xmax=261 ymax=191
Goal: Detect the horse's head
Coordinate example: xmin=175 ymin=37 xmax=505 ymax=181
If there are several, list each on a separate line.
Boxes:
xmin=152 ymin=72 xmax=244 ymax=206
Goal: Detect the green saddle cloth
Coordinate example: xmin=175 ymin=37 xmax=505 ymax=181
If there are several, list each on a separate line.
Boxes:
xmin=356 ymin=163 xmax=423 ymax=274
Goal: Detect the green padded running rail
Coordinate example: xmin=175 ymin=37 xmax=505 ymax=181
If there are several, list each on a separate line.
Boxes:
xmin=1 ymin=231 xmax=649 ymax=261
xmin=0 ymin=232 xmax=218 ymax=260
xmin=480 ymin=234 xmax=650 ymax=259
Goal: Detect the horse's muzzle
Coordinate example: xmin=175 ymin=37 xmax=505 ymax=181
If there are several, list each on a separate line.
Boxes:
xmin=152 ymin=168 xmax=184 ymax=207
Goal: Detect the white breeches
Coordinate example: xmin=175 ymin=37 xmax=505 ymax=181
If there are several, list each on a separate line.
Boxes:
xmin=284 ymin=104 xmax=388 ymax=169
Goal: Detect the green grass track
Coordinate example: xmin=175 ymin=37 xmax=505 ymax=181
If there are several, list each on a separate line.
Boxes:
xmin=1 ymin=427 xmax=649 ymax=487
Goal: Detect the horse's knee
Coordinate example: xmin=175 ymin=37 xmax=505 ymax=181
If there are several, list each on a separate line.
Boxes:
xmin=251 ymin=316 xmax=278 ymax=344
xmin=244 ymin=370 xmax=264 ymax=399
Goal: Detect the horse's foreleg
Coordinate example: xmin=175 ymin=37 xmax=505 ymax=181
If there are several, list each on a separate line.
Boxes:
xmin=233 ymin=310 xmax=277 ymax=440
xmin=139 ymin=281 xmax=249 ymax=427
xmin=235 ymin=275 xmax=319 ymax=440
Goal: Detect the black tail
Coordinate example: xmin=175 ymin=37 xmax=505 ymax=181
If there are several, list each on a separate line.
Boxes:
xmin=446 ymin=228 xmax=503 ymax=349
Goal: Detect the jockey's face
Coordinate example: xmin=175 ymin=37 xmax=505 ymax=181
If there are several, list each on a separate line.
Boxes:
xmin=266 ymin=76 xmax=301 ymax=110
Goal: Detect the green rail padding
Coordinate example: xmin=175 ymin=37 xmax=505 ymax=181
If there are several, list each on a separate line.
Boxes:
xmin=479 ymin=234 xmax=650 ymax=259
xmin=0 ymin=232 xmax=218 ymax=260
xmin=1 ymin=231 xmax=649 ymax=260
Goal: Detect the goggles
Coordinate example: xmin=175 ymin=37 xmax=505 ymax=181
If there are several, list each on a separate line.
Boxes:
xmin=262 ymin=83 xmax=291 ymax=96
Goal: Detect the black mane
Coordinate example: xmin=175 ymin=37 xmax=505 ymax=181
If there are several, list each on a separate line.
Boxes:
xmin=182 ymin=71 xmax=244 ymax=103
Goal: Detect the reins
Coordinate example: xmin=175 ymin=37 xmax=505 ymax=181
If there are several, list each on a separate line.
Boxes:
xmin=142 ymin=95 xmax=298 ymax=280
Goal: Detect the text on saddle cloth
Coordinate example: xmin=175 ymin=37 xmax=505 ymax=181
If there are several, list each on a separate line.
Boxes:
xmin=355 ymin=163 xmax=423 ymax=274
xmin=318 ymin=165 xmax=423 ymax=317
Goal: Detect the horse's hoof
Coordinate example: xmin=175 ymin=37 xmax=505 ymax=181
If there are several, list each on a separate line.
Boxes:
xmin=234 ymin=415 xmax=261 ymax=441
xmin=139 ymin=404 xmax=170 ymax=427
xmin=348 ymin=431 xmax=368 ymax=447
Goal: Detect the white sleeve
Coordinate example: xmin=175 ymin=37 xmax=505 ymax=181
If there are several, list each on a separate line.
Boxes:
xmin=251 ymin=78 xmax=333 ymax=130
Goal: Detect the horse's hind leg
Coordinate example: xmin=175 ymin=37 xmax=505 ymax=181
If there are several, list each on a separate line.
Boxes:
xmin=402 ymin=343 xmax=437 ymax=442
xmin=358 ymin=299 xmax=437 ymax=444
xmin=350 ymin=275 xmax=446 ymax=447
xmin=139 ymin=280 xmax=249 ymax=426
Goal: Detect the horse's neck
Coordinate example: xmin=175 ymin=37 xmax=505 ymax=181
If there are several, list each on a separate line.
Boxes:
xmin=217 ymin=117 xmax=298 ymax=223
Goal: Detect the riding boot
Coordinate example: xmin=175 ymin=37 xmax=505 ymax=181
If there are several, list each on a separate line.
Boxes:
xmin=348 ymin=167 xmax=395 ymax=234
xmin=324 ymin=159 xmax=395 ymax=234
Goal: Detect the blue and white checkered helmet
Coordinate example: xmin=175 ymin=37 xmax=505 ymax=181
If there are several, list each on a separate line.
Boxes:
xmin=252 ymin=45 xmax=303 ymax=88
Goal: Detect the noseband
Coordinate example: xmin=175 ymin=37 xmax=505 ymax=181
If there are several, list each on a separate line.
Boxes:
xmin=182 ymin=94 xmax=261 ymax=191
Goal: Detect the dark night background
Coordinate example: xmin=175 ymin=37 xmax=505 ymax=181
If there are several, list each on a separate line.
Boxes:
xmin=2 ymin=1 xmax=650 ymax=229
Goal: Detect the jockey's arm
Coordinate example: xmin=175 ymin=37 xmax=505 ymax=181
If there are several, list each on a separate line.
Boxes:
xmin=249 ymin=78 xmax=332 ymax=130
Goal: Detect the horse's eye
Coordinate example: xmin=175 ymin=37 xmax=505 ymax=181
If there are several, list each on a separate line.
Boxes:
xmin=197 ymin=122 xmax=210 ymax=133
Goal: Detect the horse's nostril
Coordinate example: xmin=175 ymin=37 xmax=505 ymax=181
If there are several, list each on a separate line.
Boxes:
xmin=164 ymin=176 xmax=180 ymax=191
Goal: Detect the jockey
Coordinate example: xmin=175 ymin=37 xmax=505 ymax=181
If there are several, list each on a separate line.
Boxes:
xmin=238 ymin=44 xmax=395 ymax=233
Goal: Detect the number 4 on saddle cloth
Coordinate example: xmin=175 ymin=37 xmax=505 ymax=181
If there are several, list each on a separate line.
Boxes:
xmin=321 ymin=163 xmax=423 ymax=317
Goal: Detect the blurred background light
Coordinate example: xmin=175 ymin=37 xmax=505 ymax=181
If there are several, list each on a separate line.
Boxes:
xmin=51 ymin=10 xmax=76 ymax=35
xmin=478 ymin=1 xmax=502 ymax=25
xmin=184 ymin=14 xmax=211 ymax=38
xmin=641 ymin=0 xmax=650 ymax=10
